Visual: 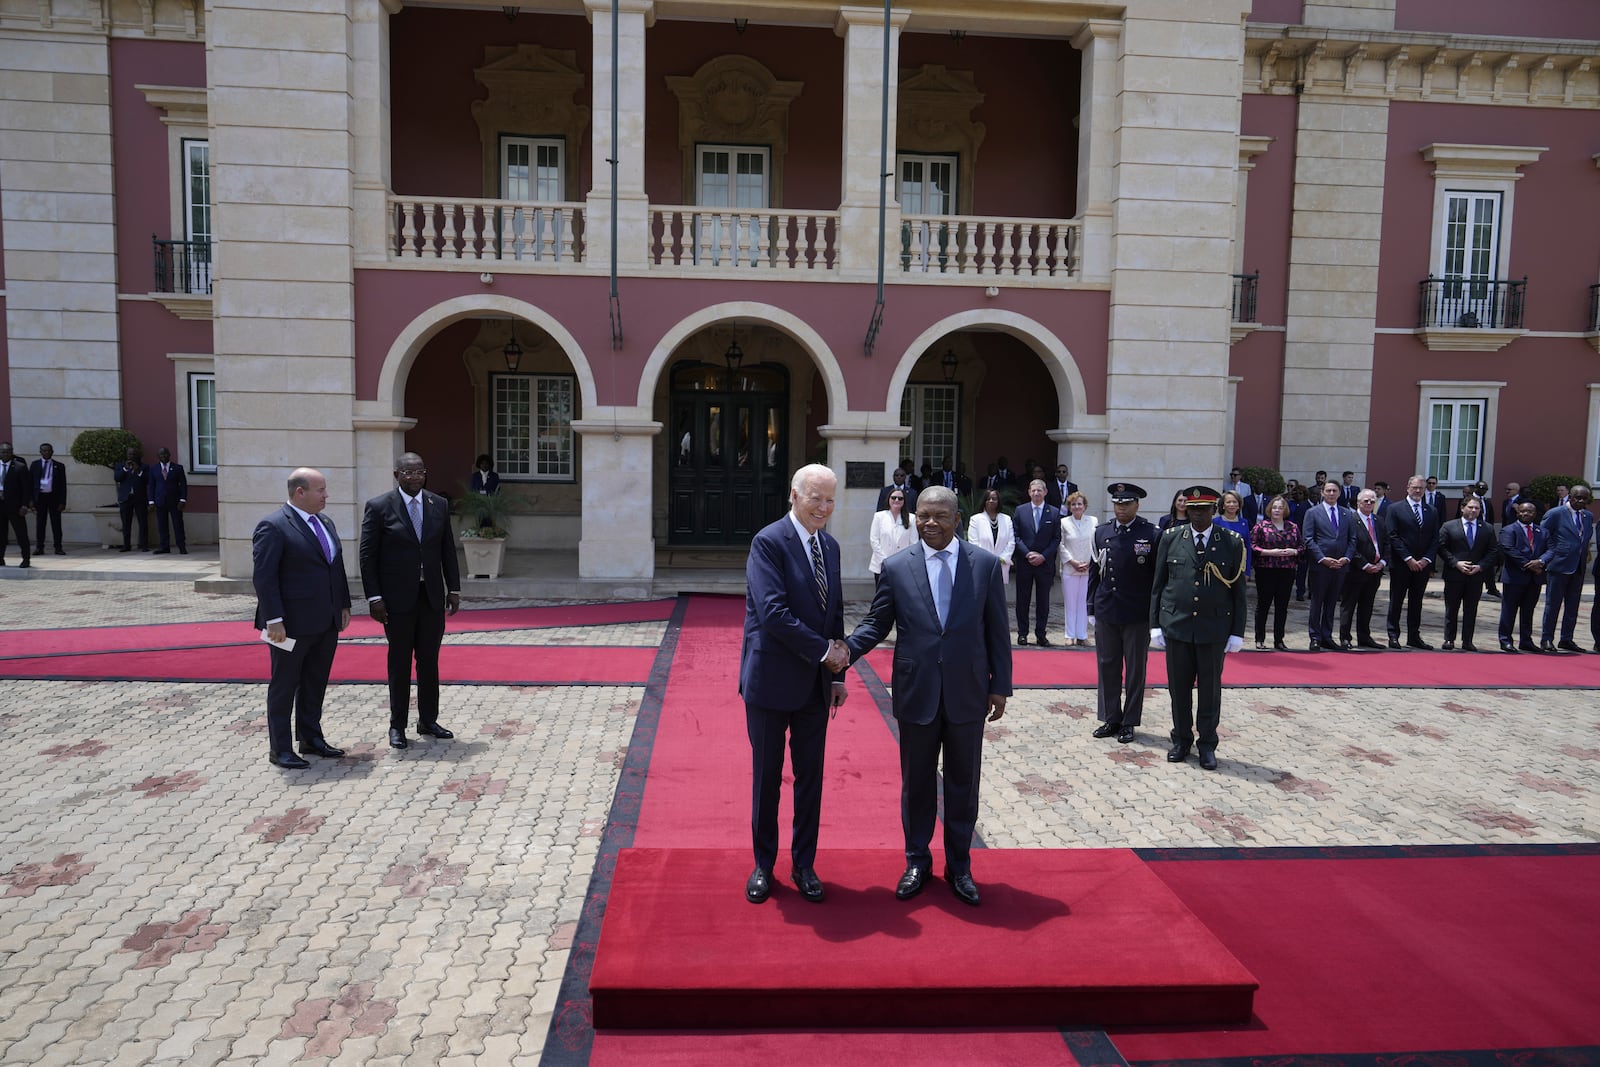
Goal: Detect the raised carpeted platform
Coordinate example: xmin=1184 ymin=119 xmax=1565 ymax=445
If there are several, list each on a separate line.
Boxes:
xmin=589 ymin=846 xmax=1257 ymax=1031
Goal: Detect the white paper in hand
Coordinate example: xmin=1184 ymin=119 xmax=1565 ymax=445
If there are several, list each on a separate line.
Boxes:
xmin=260 ymin=629 xmax=296 ymax=652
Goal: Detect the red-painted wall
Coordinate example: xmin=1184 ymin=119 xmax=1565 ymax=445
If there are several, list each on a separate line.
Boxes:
xmin=401 ymin=319 xmax=482 ymax=489
xmin=1395 ymin=0 xmax=1600 ymax=38
xmin=1246 ymin=0 xmax=1303 ymax=24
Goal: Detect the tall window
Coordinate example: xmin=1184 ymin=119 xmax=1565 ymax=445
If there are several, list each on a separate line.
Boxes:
xmin=897 ymin=153 xmax=957 ymax=215
xmin=500 ymin=136 xmax=564 ymax=201
xmin=188 ymin=372 xmax=217 ymax=473
xmin=1426 ymin=399 xmax=1484 ymax=485
xmin=900 ymin=384 xmax=959 ymax=475
xmin=1439 ymin=191 xmax=1500 ymax=284
xmin=182 ymin=139 xmax=212 ymax=292
xmin=492 ymin=373 xmax=575 ymax=481
xmin=697 ymin=145 xmax=769 ymax=208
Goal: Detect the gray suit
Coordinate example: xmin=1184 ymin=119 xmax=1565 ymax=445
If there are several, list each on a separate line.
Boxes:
xmin=1301 ymin=502 xmax=1356 ymax=646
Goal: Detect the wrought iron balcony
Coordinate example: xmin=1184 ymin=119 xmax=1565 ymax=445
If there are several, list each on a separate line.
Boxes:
xmin=1417 ymin=275 xmax=1526 ymax=330
xmin=153 ymin=237 xmax=212 ymax=294
xmin=1231 ymin=271 xmax=1259 ymax=323
xmin=1590 ymin=283 xmax=1599 ymax=333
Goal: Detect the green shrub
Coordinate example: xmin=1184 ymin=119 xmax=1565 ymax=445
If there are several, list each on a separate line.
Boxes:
xmin=1238 ymin=466 xmax=1285 ymax=496
xmin=69 ymin=428 xmax=142 ymax=469
xmin=1524 ymin=474 xmax=1591 ymax=510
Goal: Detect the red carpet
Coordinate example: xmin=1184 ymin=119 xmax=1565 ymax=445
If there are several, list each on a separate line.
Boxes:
xmin=590 ymin=847 xmax=1256 ymax=1030
xmin=864 ymin=646 xmax=1600 ymax=689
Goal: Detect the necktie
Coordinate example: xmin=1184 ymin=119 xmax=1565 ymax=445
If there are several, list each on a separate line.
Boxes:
xmin=809 ymin=533 xmax=827 ymax=609
xmin=1365 ymin=514 xmax=1376 ymax=546
xmin=308 ymin=514 xmax=334 ymax=563
xmin=1034 ymin=506 xmax=1042 ymax=530
xmin=934 ymin=549 xmax=953 ymax=628
xmin=1413 ymin=502 xmax=1423 ymax=524
xmin=1465 ymin=521 xmax=1475 ymax=545
xmin=1195 ymin=532 xmax=1205 ymax=552
xmin=1329 ymin=504 xmax=1338 ymax=529
xmin=1526 ymin=524 xmax=1534 ymax=551
xmin=409 ymin=494 xmax=423 ymax=540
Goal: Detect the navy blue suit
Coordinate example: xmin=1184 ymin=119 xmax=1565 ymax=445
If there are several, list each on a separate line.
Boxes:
xmin=1086 ymin=516 xmax=1159 ymax=726
xmin=29 ymin=458 xmax=66 ymax=553
xmin=739 ymin=515 xmax=845 ymax=873
xmin=149 ymin=461 xmax=187 ymax=551
xmin=1385 ymin=497 xmax=1441 ymax=643
xmin=252 ymin=504 xmax=351 ymax=756
xmin=1302 ymin=501 xmax=1356 ymax=646
xmin=0 ymin=457 xmax=31 ymax=563
xmin=847 ymin=539 xmax=1012 ymax=875
xmin=114 ymin=460 xmax=150 ymax=550
xmin=1539 ymin=503 xmax=1595 ymax=644
xmin=1338 ymin=508 xmax=1387 ymax=645
xmin=1012 ymin=501 xmax=1061 ymax=641
xmin=1437 ymin=516 xmax=1500 ymax=646
xmin=1497 ymin=518 xmax=1546 ymax=646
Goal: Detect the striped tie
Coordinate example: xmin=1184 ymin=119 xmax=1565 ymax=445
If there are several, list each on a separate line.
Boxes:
xmin=809 ymin=534 xmax=827 ymax=610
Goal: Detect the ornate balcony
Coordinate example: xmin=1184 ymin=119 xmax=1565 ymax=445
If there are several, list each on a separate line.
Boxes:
xmin=151 ymin=237 xmax=213 ymax=320
xmin=1588 ymin=283 xmax=1600 ymax=353
xmin=390 ymin=197 xmax=586 ymax=264
xmin=1230 ymin=271 xmax=1259 ymax=343
xmin=899 ymin=214 xmax=1079 ymax=281
xmin=648 ymin=207 xmax=839 ymax=271
xmin=1415 ymin=275 xmax=1528 ymax=352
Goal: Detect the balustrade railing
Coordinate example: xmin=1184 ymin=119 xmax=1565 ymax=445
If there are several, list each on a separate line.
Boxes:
xmin=153 ymin=237 xmax=212 ymax=294
xmin=900 ymin=215 xmax=1079 ymax=279
xmin=390 ymin=197 xmax=584 ymax=263
xmin=649 ymin=208 xmax=839 ymax=270
xmin=1417 ymin=275 xmax=1526 ymax=330
xmin=1231 ymin=272 xmax=1259 ymax=323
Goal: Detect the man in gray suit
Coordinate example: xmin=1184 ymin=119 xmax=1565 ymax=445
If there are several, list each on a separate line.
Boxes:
xmin=845 ymin=486 xmax=1012 ymax=906
xmin=1302 ymin=480 xmax=1356 ymax=651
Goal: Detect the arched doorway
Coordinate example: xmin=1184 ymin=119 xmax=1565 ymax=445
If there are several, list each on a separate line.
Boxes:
xmin=666 ymin=359 xmax=790 ymax=544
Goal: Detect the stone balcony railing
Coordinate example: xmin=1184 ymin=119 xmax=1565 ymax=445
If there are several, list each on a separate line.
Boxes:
xmin=390 ymin=196 xmax=586 ymax=263
xmin=899 ymin=214 xmax=1080 ymax=280
xmin=648 ymin=206 xmax=841 ymax=272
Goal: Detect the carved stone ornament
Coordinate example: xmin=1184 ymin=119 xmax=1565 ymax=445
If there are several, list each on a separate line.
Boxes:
xmin=471 ymin=45 xmax=591 ymax=201
xmin=896 ymin=65 xmax=987 ymax=215
xmin=666 ymin=56 xmax=803 ymax=206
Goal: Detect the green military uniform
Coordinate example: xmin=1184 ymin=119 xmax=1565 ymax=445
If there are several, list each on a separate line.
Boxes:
xmin=1150 ymin=519 xmax=1248 ymax=761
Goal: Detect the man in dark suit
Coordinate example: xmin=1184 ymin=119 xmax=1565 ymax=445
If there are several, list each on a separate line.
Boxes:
xmin=1302 ymin=480 xmax=1355 ymax=651
xmin=360 ymin=452 xmax=462 ymax=749
xmin=1150 ymin=487 xmax=1248 ymax=771
xmin=1339 ymin=471 xmax=1360 ymax=508
xmin=1538 ymin=484 xmax=1594 ymax=652
xmin=30 ymin=443 xmax=66 ymax=556
xmin=1012 ymin=478 xmax=1060 ymax=646
xmin=1372 ymin=481 xmax=1392 ymax=521
xmin=1437 ymin=497 xmax=1499 ymax=651
xmin=739 ymin=463 xmax=848 ymax=905
xmin=1045 ymin=463 xmax=1079 ymax=509
xmin=114 ymin=446 xmax=150 ymax=552
xmin=1241 ymin=485 xmax=1271 ymax=528
xmin=0 ymin=442 xmax=33 ymax=568
xmin=148 ymin=447 xmax=188 ymax=555
xmin=991 ymin=456 xmax=1017 ymax=489
xmin=1423 ymin=476 xmax=1445 ymax=516
xmin=252 ymin=468 xmax=351 ymax=768
xmin=1496 ymin=500 xmax=1546 ymax=652
xmin=1087 ymin=482 xmax=1158 ymax=744
xmin=1338 ymin=489 xmax=1388 ymax=649
xmin=1385 ymin=475 xmax=1442 ymax=649
xmin=876 ymin=467 xmax=917 ymax=513
xmin=845 ymin=485 xmax=1011 ymax=906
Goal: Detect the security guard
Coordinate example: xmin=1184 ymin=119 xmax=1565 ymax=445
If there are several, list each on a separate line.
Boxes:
xmin=1150 ymin=486 xmax=1248 ymax=770
xmin=1086 ymin=483 xmax=1159 ymax=743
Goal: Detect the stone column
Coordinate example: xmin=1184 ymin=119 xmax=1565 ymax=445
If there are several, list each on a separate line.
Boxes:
xmin=585 ymin=0 xmax=653 ymax=271
xmin=0 ymin=27 xmax=122 ymax=533
xmin=209 ymin=0 xmax=360 ymax=576
xmin=1102 ymin=1 xmax=1248 ymax=503
xmin=834 ymin=5 xmax=909 ymax=281
xmin=575 ymin=411 xmax=660 ymax=579
xmin=1072 ymin=19 xmax=1120 ymax=284
xmin=351 ymin=0 xmax=397 ymax=263
xmin=818 ymin=419 xmax=910 ymax=584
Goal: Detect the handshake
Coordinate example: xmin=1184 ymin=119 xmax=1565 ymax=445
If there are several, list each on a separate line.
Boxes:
xmin=823 ymin=639 xmax=852 ymax=673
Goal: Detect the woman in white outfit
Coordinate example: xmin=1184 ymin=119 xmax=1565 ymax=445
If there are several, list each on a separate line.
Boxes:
xmin=966 ymin=488 xmax=1015 ymax=585
xmin=868 ymin=487 xmax=919 ymax=585
xmin=1059 ymin=491 xmax=1097 ymax=645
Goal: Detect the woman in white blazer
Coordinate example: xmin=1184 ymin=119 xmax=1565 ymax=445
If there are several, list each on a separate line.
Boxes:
xmin=1059 ymin=491 xmax=1098 ymax=645
xmin=868 ymin=488 xmax=919 ymax=584
xmin=966 ymin=488 xmax=1015 ymax=585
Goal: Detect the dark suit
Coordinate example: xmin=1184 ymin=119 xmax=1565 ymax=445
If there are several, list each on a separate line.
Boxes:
xmin=469 ymin=470 xmax=500 ymax=495
xmin=1385 ymin=498 xmax=1441 ymax=643
xmin=1151 ymin=524 xmax=1248 ymax=753
xmin=1012 ymin=502 xmax=1061 ymax=641
xmin=1301 ymin=501 xmax=1355 ymax=647
xmin=1044 ymin=479 xmax=1079 ymax=509
xmin=30 ymin=459 xmax=66 ymax=552
xmin=252 ymin=505 xmax=351 ymax=755
xmin=876 ymin=482 xmax=917 ymax=512
xmin=1241 ymin=491 xmax=1270 ymax=528
xmin=1338 ymin=508 xmax=1387 ymax=645
xmin=1 ymin=458 xmax=32 ymax=563
xmin=739 ymin=515 xmax=845 ymax=873
xmin=360 ymin=488 xmax=462 ymax=732
xmin=1339 ymin=484 xmax=1360 ymax=509
xmin=1497 ymin=518 xmax=1546 ymax=646
xmin=1087 ymin=516 xmax=1159 ymax=726
xmin=1438 ymin=517 xmax=1500 ymax=646
xmin=149 ymin=461 xmax=188 ymax=551
xmin=1539 ymin=503 xmax=1595 ymax=644
xmin=114 ymin=461 xmax=150 ymax=550
xmin=846 ymin=539 xmax=1012 ymax=875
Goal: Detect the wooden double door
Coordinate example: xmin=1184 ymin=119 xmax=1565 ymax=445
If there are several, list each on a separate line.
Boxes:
xmin=667 ymin=361 xmax=789 ymax=546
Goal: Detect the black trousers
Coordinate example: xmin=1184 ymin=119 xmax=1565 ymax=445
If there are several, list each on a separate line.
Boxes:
xmin=384 ymin=588 xmax=446 ymax=730
xmin=1339 ymin=568 xmax=1384 ymax=643
xmin=120 ymin=499 xmax=148 ymax=550
xmin=1307 ymin=564 xmax=1347 ymax=644
xmin=1015 ymin=560 xmax=1052 ymax=639
xmin=898 ymin=699 xmax=985 ymax=875
xmin=1542 ymin=571 xmax=1584 ymax=643
xmin=1386 ymin=566 xmax=1430 ymax=641
xmin=1095 ymin=620 xmax=1149 ymax=726
xmin=1498 ymin=579 xmax=1541 ymax=645
xmin=1 ymin=508 xmax=29 ymax=562
xmin=265 ymin=624 xmax=339 ymax=754
xmin=33 ymin=503 xmax=62 ymax=551
xmin=1442 ymin=576 xmax=1486 ymax=644
xmin=746 ymin=685 xmax=830 ymax=872
xmin=1166 ymin=638 xmax=1226 ymax=751
xmin=1255 ymin=569 xmax=1293 ymax=643
xmin=155 ymin=504 xmax=186 ymax=550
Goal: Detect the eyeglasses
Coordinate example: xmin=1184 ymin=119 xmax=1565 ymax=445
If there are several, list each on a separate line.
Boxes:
xmin=889 ymin=495 xmax=904 ymax=501
xmin=398 ymin=468 xmax=427 ymax=476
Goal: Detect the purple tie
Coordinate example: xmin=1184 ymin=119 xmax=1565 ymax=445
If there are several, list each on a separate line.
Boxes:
xmin=308 ymin=514 xmax=334 ymax=563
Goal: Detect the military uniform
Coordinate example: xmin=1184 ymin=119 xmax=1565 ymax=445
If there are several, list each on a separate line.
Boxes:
xmin=1087 ymin=512 xmax=1159 ymax=727
xmin=1151 ymin=507 xmax=1248 ymax=763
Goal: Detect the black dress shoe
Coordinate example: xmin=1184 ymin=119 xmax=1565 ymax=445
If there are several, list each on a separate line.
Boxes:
xmin=1558 ymin=640 xmax=1583 ymax=653
xmin=1308 ymin=639 xmax=1322 ymax=652
xmin=1484 ymin=590 xmax=1500 ymax=600
xmin=178 ymin=547 xmax=187 ymax=555
xmin=1387 ymin=639 xmax=1403 ymax=649
xmin=745 ymin=867 xmax=772 ymax=904
xmin=269 ymin=752 xmax=310 ymax=769
xmin=1034 ymin=635 xmax=1052 ymax=647
xmin=1166 ymin=741 xmax=1191 ymax=763
xmin=791 ymin=867 xmax=824 ymax=903
xmin=1358 ymin=639 xmax=1383 ymax=649
xmin=945 ymin=869 xmax=981 ymax=906
xmin=118 ymin=546 xmax=131 ymax=552
xmin=1519 ymin=641 xmax=1539 ymax=652
xmin=1198 ymin=748 xmax=1219 ymax=771
xmin=419 ymin=723 xmax=454 ymax=739
xmin=17 ymin=559 xmax=28 ymax=568
xmin=1541 ymin=640 xmax=1558 ymax=652
xmin=1462 ymin=641 xmax=1478 ymax=652
xmin=1500 ymin=641 xmax=1517 ymax=653
xmin=1407 ymin=638 xmax=1434 ymax=650
xmin=1274 ymin=640 xmax=1290 ymax=651
xmin=1016 ymin=634 xmax=1028 ymax=646
xmin=299 ymin=739 xmax=345 ymax=758
xmin=1092 ymin=721 xmax=1122 ymax=739
xmin=1340 ymin=640 xmax=1354 ymax=651
xmin=152 ymin=548 xmax=171 ymax=555
xmin=1256 ymin=641 xmax=1267 ymax=651
xmin=1117 ymin=726 xmax=1136 ymax=744
xmin=388 ymin=728 xmax=408 ymax=749
xmin=1441 ymin=640 xmax=1454 ymax=651
xmin=895 ymin=866 xmax=926 ymax=900
xmin=54 ymin=548 xmax=65 ymax=555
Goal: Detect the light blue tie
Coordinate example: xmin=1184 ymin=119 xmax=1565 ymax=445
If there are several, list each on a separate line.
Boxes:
xmin=934 ymin=550 xmax=953 ymax=628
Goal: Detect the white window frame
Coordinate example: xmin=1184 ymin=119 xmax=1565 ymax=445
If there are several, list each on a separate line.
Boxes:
xmin=499 ymin=135 xmax=565 ymax=202
xmin=900 ymin=383 xmax=960 ymax=479
xmin=695 ymin=144 xmax=770 ymax=209
xmin=188 ymin=372 xmax=218 ymax=473
xmin=896 ymin=152 xmax=958 ymax=216
xmin=180 ymin=138 xmax=212 ymax=293
xmin=1415 ymin=379 xmax=1504 ymax=491
xmin=165 ymin=353 xmax=218 ymax=484
xmin=1421 ymin=144 xmax=1544 ymax=282
xmin=491 ymin=372 xmax=576 ymax=482
xmin=1586 ymin=385 xmax=1600 ymax=486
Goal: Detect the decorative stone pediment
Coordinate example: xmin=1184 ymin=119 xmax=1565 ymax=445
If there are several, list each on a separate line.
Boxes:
xmin=472 ymin=45 xmax=590 ymax=201
xmin=897 ymin=65 xmax=986 ymax=214
xmin=667 ymin=56 xmax=803 ymax=206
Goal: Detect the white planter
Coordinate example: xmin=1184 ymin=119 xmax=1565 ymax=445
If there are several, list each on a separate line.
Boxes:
xmin=460 ymin=536 xmax=508 ymax=580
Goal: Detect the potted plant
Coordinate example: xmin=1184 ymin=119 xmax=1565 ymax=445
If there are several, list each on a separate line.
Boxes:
xmin=68 ymin=428 xmax=144 ymax=548
xmin=450 ymin=485 xmax=519 ymax=580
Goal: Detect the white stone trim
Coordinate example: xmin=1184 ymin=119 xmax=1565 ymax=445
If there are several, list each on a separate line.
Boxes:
xmin=1587 ymin=385 xmax=1600 ymax=484
xmin=1414 ymin=379 xmax=1505 ymax=490
xmin=137 ymin=84 xmax=208 ymax=248
xmin=165 ymin=352 xmax=217 ymax=484
xmin=1234 ymin=135 xmax=1273 ymax=276
xmin=1422 ymin=143 xmax=1543 ymax=284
